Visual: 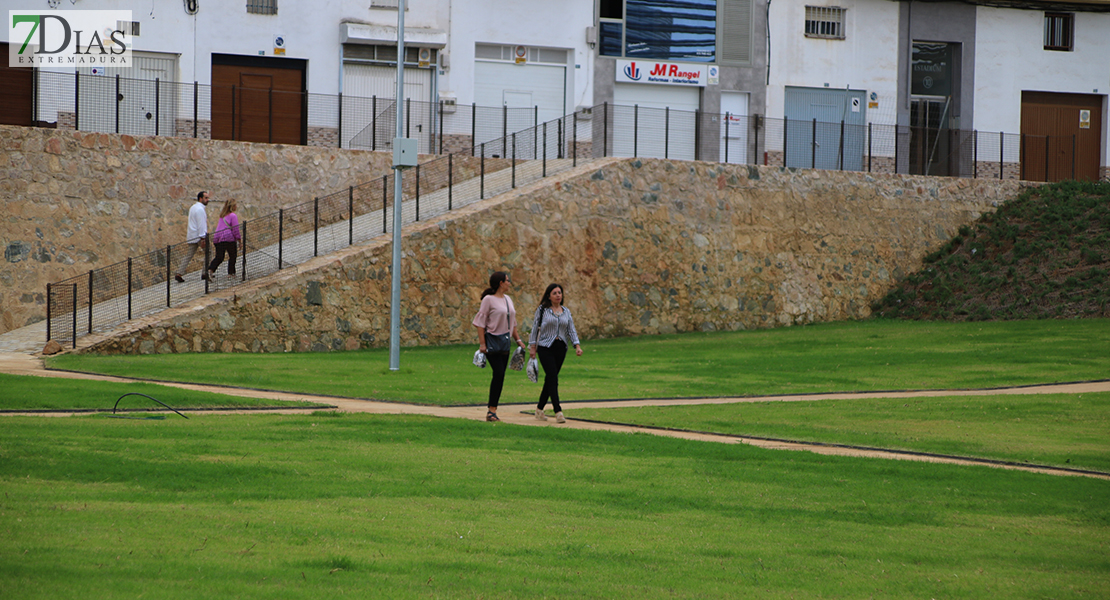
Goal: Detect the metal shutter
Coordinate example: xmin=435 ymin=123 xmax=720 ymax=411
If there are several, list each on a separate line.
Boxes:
xmin=720 ymin=0 xmax=753 ymax=65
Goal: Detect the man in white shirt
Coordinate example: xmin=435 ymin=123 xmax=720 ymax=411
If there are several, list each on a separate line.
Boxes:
xmin=175 ymin=191 xmax=211 ymax=283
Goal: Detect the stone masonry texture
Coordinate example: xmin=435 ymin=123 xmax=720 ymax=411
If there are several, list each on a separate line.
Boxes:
xmin=74 ymin=156 xmax=1029 ymax=355
xmin=0 ymin=124 xmax=443 ymax=334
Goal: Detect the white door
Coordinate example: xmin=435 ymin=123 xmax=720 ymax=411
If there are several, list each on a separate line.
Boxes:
xmin=474 ymin=61 xmax=566 ymax=158
xmin=76 ymin=51 xmax=178 ymax=137
xmin=720 ymin=91 xmax=749 ymax=164
xmin=612 ymin=83 xmax=700 ymax=160
xmin=342 ymin=64 xmax=432 ymax=152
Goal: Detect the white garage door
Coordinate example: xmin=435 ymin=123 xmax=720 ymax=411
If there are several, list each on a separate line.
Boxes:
xmin=474 ymin=61 xmax=566 ymax=158
xmin=613 ymin=83 xmax=700 ymax=160
xmin=342 ymin=64 xmax=433 ymax=152
xmin=74 ymin=51 xmax=178 ymax=137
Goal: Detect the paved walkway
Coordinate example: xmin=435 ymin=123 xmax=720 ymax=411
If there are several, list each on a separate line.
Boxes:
xmin=3 ymin=351 xmax=1107 ymax=480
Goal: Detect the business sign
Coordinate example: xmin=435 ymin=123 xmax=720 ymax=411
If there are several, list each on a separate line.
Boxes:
xmin=8 ymin=10 xmax=132 ymax=68
xmin=616 ymin=59 xmax=707 ymax=87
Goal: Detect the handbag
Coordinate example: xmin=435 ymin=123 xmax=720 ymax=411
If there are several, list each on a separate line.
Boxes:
xmin=485 ymin=331 xmax=511 ymax=353
xmin=483 ymin=296 xmax=512 ymax=354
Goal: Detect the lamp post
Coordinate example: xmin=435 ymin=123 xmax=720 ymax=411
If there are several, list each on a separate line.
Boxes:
xmin=389 ymin=0 xmax=416 ymax=370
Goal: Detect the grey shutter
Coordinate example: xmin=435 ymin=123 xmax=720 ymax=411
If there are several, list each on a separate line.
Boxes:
xmin=720 ymin=0 xmax=753 ymax=65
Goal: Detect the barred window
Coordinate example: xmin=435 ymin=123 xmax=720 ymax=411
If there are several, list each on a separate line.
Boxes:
xmin=116 ymin=20 xmax=139 ymax=36
xmin=805 ymin=6 xmax=845 ymax=40
xmin=247 ymin=0 xmax=277 ymax=15
xmin=1043 ymin=12 xmax=1073 ymax=51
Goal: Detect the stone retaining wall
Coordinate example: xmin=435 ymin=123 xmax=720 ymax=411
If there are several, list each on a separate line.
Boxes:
xmin=79 ymin=158 xmax=1030 ymax=355
xmin=0 ymin=124 xmax=408 ymax=334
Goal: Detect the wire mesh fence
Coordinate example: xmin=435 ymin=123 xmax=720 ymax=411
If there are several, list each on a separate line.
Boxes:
xmin=41 ymin=91 xmax=1095 ymax=346
xmin=33 ymin=69 xmax=569 ymax=155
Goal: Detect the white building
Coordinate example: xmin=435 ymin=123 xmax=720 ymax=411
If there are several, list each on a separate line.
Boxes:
xmin=2 ymin=0 xmax=1103 ymax=180
xmin=1 ymin=0 xmax=767 ymax=160
xmin=766 ymin=0 xmax=1110 ymax=179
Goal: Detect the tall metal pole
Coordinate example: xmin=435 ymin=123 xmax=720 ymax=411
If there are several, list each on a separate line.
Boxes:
xmin=389 ymin=0 xmax=407 ymax=371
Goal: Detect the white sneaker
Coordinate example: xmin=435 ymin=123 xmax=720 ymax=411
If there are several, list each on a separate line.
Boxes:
xmin=535 ymin=409 xmax=547 ymax=421
xmin=555 ymin=411 xmax=565 ymax=423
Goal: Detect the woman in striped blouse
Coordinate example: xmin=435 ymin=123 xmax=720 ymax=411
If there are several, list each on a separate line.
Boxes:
xmin=527 ymin=283 xmax=583 ymax=423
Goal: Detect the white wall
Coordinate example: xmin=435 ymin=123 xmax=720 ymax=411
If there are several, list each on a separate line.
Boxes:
xmin=766 ymin=0 xmax=900 ymax=124
xmin=974 ymin=6 xmax=1110 ymax=167
xmin=7 ymin=0 xmax=445 ymax=93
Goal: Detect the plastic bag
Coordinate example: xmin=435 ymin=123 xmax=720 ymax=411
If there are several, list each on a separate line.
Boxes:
xmin=526 ymin=357 xmax=539 ymax=383
xmin=509 ymin=346 xmax=525 ymax=371
xmin=473 ymin=350 xmax=487 ymax=368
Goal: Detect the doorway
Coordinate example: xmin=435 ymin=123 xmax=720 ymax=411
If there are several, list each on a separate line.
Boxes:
xmin=1020 ymin=91 xmax=1102 ymax=182
xmin=784 ymin=86 xmax=866 ymax=171
xmin=211 ymin=54 xmax=306 ymax=145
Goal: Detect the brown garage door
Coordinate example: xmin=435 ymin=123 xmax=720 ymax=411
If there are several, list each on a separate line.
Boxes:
xmin=211 ymin=54 xmax=306 ymax=145
xmin=0 ymin=43 xmax=35 ymax=127
xmin=1020 ymin=91 xmax=1102 ymax=182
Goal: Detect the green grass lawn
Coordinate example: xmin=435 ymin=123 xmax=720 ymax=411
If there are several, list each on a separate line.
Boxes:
xmin=0 ymin=373 xmax=328 ymax=412
xmin=47 ymin=319 xmax=1110 ymax=405
xmin=1 ymin=413 xmax=1107 ymax=600
xmin=571 ymin=392 xmax=1110 ymax=472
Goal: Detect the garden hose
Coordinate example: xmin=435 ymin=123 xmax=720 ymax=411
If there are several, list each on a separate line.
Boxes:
xmin=110 ymin=392 xmax=189 ymax=420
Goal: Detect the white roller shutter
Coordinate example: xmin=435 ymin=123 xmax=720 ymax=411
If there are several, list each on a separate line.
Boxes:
xmin=342 ymin=64 xmax=433 ymax=151
xmin=473 ymin=61 xmax=566 ymax=158
xmin=612 ymin=83 xmax=700 ymax=160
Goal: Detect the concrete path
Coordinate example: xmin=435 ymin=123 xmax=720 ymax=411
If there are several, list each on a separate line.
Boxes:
xmin=2 ymin=351 xmax=1107 ymax=480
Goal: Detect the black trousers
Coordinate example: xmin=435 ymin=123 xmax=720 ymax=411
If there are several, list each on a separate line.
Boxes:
xmin=208 ymin=241 xmax=238 ymax=275
xmin=537 ymin=339 xmax=568 ymax=412
xmin=487 ymin=351 xmax=510 ymax=409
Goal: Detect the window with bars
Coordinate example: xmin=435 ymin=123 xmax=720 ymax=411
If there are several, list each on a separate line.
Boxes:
xmin=1043 ymin=12 xmax=1073 ymax=51
xmin=116 ymin=20 xmax=139 ymax=36
xmin=805 ymin=6 xmax=845 ymax=40
xmin=247 ymin=0 xmax=277 ymax=15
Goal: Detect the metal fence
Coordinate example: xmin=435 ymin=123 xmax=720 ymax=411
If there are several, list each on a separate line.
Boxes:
xmin=31 ymin=68 xmax=1092 ymax=181
xmin=591 ymin=103 xmax=1087 ymax=182
xmin=33 ymin=69 xmax=566 ymax=156
xmin=42 ymin=96 xmax=1096 ymax=346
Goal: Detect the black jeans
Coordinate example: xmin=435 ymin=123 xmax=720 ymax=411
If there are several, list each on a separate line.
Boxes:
xmin=537 ymin=339 xmax=568 ymax=413
xmin=208 ymin=241 xmax=238 ymax=275
xmin=487 ymin=351 xmax=510 ymax=409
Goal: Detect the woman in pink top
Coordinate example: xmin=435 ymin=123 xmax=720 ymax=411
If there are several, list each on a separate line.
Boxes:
xmin=207 ymin=198 xmax=242 ymax=280
xmin=472 ymin=271 xmax=525 ymax=422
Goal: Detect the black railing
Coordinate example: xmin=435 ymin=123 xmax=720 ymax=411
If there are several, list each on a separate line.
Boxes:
xmin=42 ymin=99 xmax=1094 ymax=347
xmin=44 ymin=109 xmax=588 ymax=347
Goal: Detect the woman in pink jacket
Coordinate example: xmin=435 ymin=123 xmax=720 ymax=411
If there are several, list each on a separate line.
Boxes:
xmin=207 ymin=198 xmax=242 ymax=280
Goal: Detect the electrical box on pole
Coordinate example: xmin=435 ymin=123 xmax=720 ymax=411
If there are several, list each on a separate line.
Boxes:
xmin=393 ymin=138 xmax=418 ymax=169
